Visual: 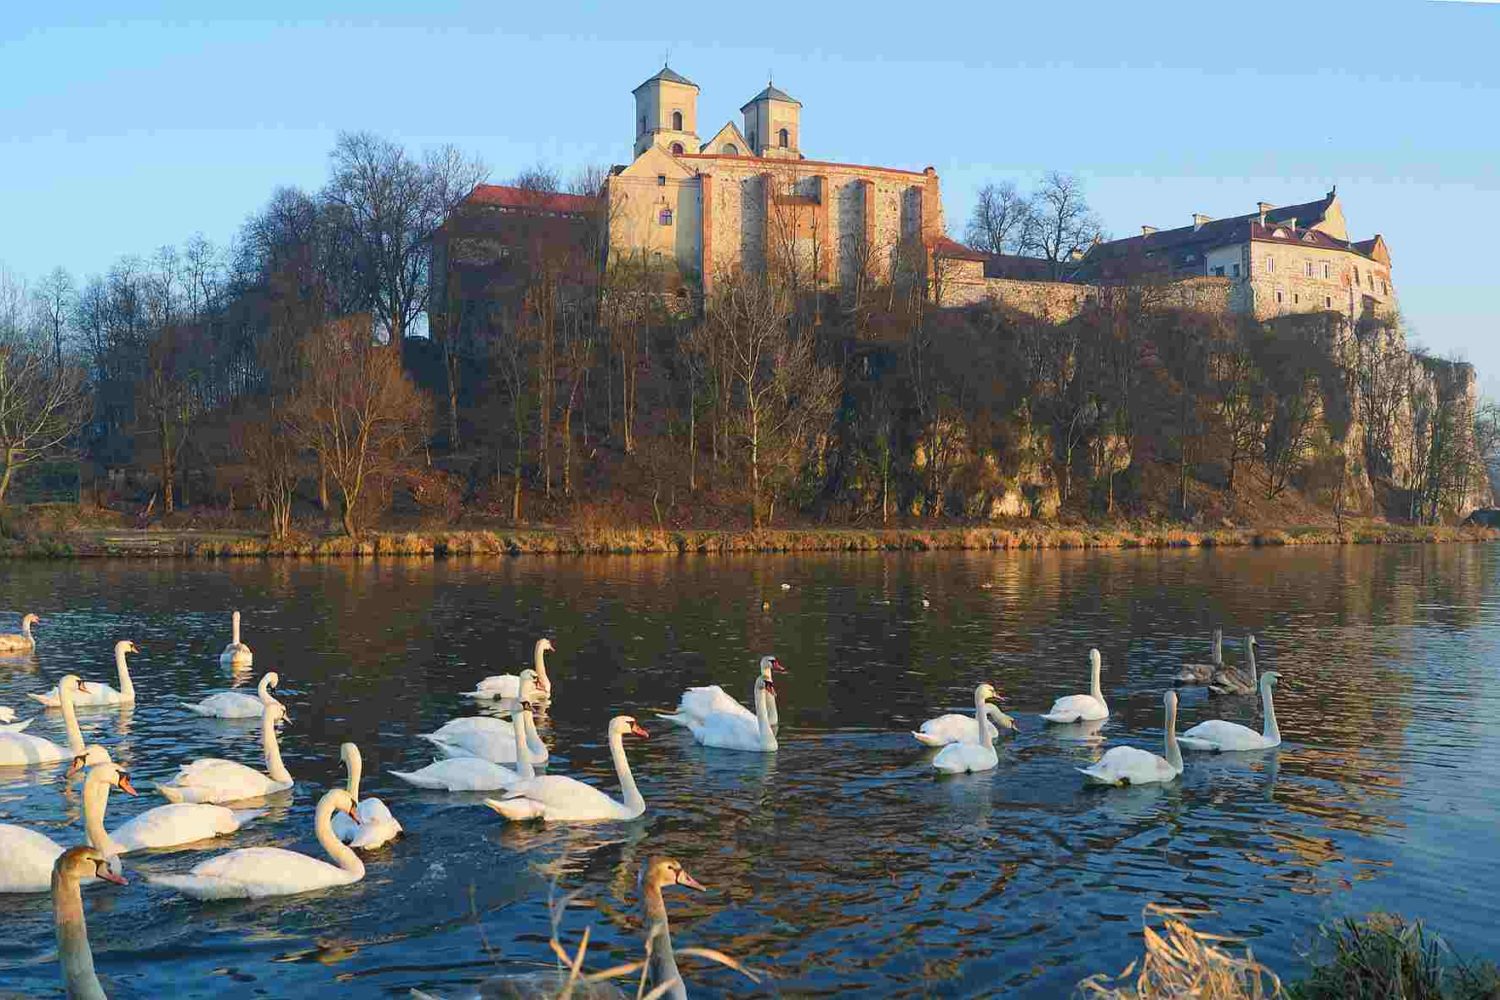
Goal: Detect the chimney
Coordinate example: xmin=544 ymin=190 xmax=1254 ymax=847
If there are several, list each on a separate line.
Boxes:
xmin=1141 ymin=225 xmax=1158 ymax=236
xmin=1192 ymin=213 xmax=1211 ymax=231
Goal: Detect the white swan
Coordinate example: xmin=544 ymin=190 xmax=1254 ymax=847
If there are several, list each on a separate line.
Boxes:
xmin=0 ymin=674 xmax=89 ymax=767
xmin=913 ymin=702 xmax=1016 ymax=747
xmin=1180 ymin=671 xmax=1282 ymax=752
xmin=184 ymin=671 xmax=279 ymax=719
xmin=53 ymin=845 xmax=128 ymax=1000
xmin=149 ymin=788 xmax=363 ymax=899
xmin=220 ymin=610 xmax=254 ymax=669
xmin=463 ymin=638 xmax=555 ymax=701
xmin=1078 ymin=690 xmax=1184 ymax=786
xmin=932 ymin=684 xmax=1005 ymax=774
xmin=660 ymin=655 xmax=786 ymax=732
xmin=157 ymin=698 xmax=293 ymax=803
xmin=330 ymin=742 xmax=403 ymax=849
xmin=420 ymin=688 xmax=550 ymax=764
xmin=484 ymin=715 xmax=648 ymax=823
xmin=1209 ymin=635 xmax=1259 ymax=696
xmin=663 ymin=668 xmax=778 ymax=753
xmin=73 ymin=754 xmax=265 ymax=854
xmin=32 ymin=641 xmax=140 ymax=708
xmin=393 ymin=705 xmax=534 ymax=791
xmin=0 ymin=705 xmax=32 ymax=733
xmin=1041 ymin=649 xmax=1110 ymax=723
xmin=1176 ymin=628 xmax=1223 ymax=684
xmin=0 ymin=612 xmax=40 ymax=653
xmin=0 ymin=758 xmax=134 ymax=893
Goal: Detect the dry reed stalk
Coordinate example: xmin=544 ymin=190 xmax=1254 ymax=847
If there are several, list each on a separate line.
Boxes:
xmin=1078 ymin=904 xmax=1282 ymax=1000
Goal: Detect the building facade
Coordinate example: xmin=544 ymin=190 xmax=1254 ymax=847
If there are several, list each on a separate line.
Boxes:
xmin=605 ymin=66 xmax=946 ymax=296
xmin=1071 ymin=190 xmax=1396 ymax=322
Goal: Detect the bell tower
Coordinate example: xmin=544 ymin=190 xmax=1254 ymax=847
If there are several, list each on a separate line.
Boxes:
xmin=633 ymin=65 xmax=700 ymax=157
xmin=741 ymin=81 xmax=801 ymax=159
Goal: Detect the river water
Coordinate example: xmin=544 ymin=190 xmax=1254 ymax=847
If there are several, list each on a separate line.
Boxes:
xmin=1 ymin=546 xmax=1497 ymax=997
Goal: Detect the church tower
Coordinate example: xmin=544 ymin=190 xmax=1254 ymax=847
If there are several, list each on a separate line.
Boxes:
xmin=633 ymin=65 xmax=700 ymax=157
xmin=741 ymin=82 xmax=801 ymax=159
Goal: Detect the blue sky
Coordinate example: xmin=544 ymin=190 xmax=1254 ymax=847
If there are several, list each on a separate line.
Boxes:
xmin=3 ymin=1 xmax=1497 ymax=388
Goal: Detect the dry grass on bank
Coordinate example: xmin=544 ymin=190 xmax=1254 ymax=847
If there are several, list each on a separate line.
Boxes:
xmin=0 ymin=508 xmax=1496 ymax=559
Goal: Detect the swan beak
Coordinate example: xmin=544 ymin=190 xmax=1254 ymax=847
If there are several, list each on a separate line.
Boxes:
xmin=342 ymin=804 xmax=361 ymax=824
xmin=66 ymin=755 xmax=86 ymax=778
xmin=676 ymin=869 xmax=707 ymax=892
xmin=630 ymin=721 xmax=651 ymax=739
xmin=77 ymin=681 xmax=91 ymax=693
xmin=97 ymin=865 xmax=128 ymax=887
xmin=771 ymin=658 xmax=787 ymax=673
xmin=118 ymin=773 xmax=139 ymax=796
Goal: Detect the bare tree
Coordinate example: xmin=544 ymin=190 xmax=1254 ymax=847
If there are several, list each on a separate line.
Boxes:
xmin=705 ymin=272 xmax=837 ymax=527
xmin=289 ymin=315 xmax=429 ymax=536
xmin=0 ymin=269 xmax=88 ymax=502
xmin=323 ymin=131 xmax=486 ymax=346
xmin=1023 ymin=172 xmax=1104 ymax=278
xmin=964 ymin=181 xmax=1034 ymax=256
xmin=33 ymin=267 xmax=74 ymax=368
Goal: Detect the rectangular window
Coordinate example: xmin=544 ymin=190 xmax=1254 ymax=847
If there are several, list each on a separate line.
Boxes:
xmin=657 ymin=174 xmax=666 ymax=187
xmin=1353 ymin=266 xmax=1360 ymax=285
xmin=1266 ymin=256 xmax=1275 ymax=274
xmin=658 ymin=208 xmax=673 ymax=226
xmin=1322 ymin=262 xmax=1331 ymax=279
xmin=1305 ymin=261 xmax=1314 ymax=277
xmin=1293 ymin=293 xmax=1300 ymax=305
xmin=1325 ymin=296 xmax=1332 ymax=308
xmin=1368 ymin=272 xmax=1374 ymax=289
xmin=1231 ymin=262 xmax=1241 ymax=278
xmin=1381 ymin=280 xmax=1388 ymax=295
xmin=1212 ymin=266 xmax=1225 ymax=277
xmin=1276 ymin=288 xmax=1284 ymax=305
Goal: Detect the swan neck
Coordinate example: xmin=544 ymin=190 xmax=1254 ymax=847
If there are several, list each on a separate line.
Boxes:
xmin=346 ymin=750 xmax=362 ymax=801
xmin=61 ymin=684 xmax=85 ymax=756
xmin=513 ymin=709 xmax=535 ymax=780
xmin=1213 ymin=629 xmax=1223 ymax=666
xmin=643 ymin=886 xmax=686 ymax=1000
xmin=23 ymin=618 xmax=34 ymax=641
xmin=1090 ymin=658 xmax=1103 ymax=703
xmin=610 ymin=724 xmax=644 ymax=815
xmin=53 ymin=868 xmax=106 ymax=1000
xmin=1262 ymin=681 xmax=1280 ymax=743
xmin=232 ymin=613 xmax=241 ymax=646
xmin=315 ymin=794 xmax=365 ymax=879
xmin=116 ymin=647 xmax=134 ymax=701
xmin=82 ymin=773 xmax=117 ymax=856
xmin=755 ymin=682 xmax=776 ymax=747
xmin=1165 ymin=699 xmax=1182 ymax=773
xmin=262 ymin=707 xmax=291 ymax=784
xmin=1247 ymin=640 xmax=1257 ymax=685
xmin=257 ymin=674 xmax=272 ymax=702
xmin=974 ymin=688 xmax=989 ymax=744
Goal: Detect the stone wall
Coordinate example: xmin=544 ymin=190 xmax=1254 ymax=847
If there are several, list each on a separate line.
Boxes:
xmin=934 ymin=268 xmax=1232 ymax=322
xmin=1247 ymin=239 xmax=1395 ymax=323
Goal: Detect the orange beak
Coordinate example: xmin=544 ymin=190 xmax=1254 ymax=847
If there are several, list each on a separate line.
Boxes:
xmin=96 ymin=864 xmax=127 ymax=887
xmin=343 ymin=804 xmax=361 ymax=824
xmin=77 ymin=681 xmax=91 ymax=693
xmin=771 ymin=658 xmax=787 ymax=673
xmin=118 ymin=773 xmax=138 ymax=796
xmin=676 ymin=869 xmax=707 ymax=891
xmin=66 ymin=755 xmax=86 ymax=778
xmin=630 ymin=721 xmax=650 ymax=739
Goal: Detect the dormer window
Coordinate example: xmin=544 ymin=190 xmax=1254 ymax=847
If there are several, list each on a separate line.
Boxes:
xmin=778 ymin=128 xmax=789 ymax=148
xmin=670 ymin=142 xmax=684 ymax=155
xmin=672 ymin=110 xmax=683 ymax=131
xmin=722 ymin=143 xmax=738 ymax=155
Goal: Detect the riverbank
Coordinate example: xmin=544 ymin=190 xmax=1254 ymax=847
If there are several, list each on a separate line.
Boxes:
xmin=2 ymin=519 xmax=1496 ymax=558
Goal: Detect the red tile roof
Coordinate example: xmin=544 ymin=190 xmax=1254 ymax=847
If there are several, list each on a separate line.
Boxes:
xmin=932 ymin=236 xmax=988 ymax=262
xmin=465 ymin=184 xmax=599 ymax=215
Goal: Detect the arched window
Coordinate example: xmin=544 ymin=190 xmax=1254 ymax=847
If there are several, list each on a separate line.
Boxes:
xmin=721 ymin=143 xmax=738 ymax=155
xmin=778 ymin=128 xmax=789 ymax=148
xmin=672 ymin=110 xmax=683 ymax=131
xmin=670 ymin=142 xmax=684 ymax=155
